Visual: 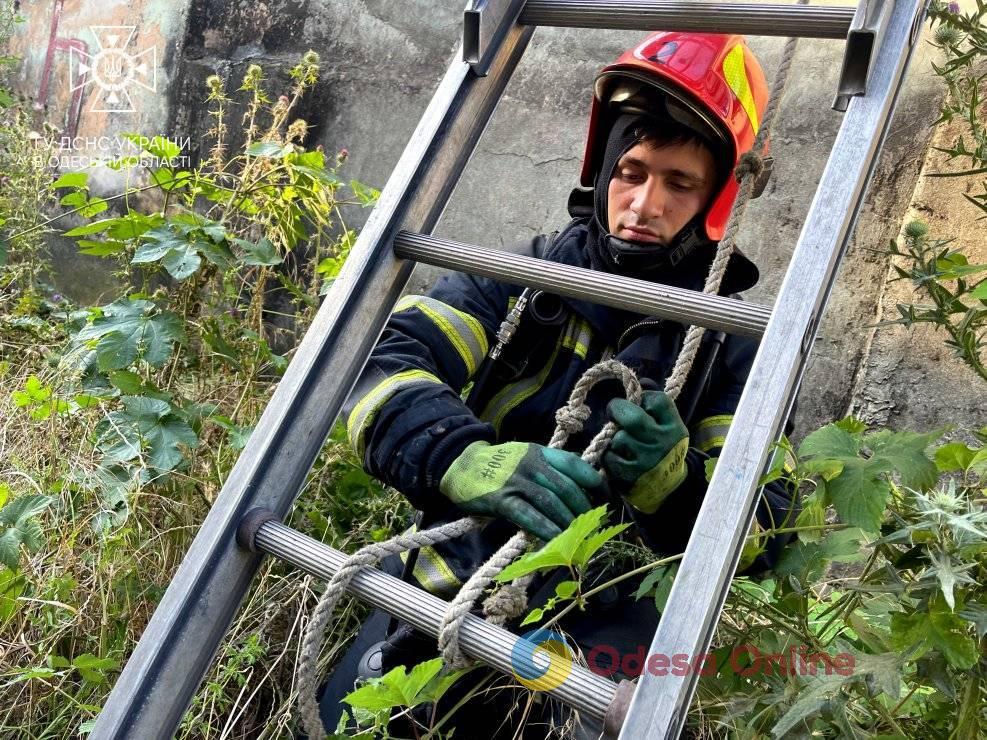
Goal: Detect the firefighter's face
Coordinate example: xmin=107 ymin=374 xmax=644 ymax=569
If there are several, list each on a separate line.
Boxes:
xmin=606 ymin=139 xmax=716 ymax=245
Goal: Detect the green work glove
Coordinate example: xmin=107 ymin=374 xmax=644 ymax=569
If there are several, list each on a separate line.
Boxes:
xmin=439 ymin=441 xmax=600 ymax=541
xmin=603 ymin=390 xmax=689 ymax=514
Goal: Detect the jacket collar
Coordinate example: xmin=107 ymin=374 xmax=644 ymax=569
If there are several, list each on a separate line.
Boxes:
xmin=544 ymin=218 xmax=760 ymax=338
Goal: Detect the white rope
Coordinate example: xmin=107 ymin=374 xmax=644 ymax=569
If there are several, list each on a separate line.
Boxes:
xmin=664 ymin=13 xmax=805 ymax=399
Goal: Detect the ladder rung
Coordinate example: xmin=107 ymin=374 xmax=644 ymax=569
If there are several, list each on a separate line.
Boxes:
xmin=245 ymin=513 xmax=622 ymax=729
xmin=394 ymin=231 xmax=772 ymax=339
xmin=518 ymin=1 xmax=856 ymax=39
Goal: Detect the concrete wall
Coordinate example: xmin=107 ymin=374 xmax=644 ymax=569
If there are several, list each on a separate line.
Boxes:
xmin=8 ymin=0 xmax=984 ymax=433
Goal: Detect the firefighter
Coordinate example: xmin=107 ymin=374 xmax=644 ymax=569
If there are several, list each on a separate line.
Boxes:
xmin=319 ymin=31 xmax=795 ymax=738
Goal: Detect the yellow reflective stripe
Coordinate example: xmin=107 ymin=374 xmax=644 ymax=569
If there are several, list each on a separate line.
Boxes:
xmin=723 ymin=44 xmax=759 ymax=134
xmin=698 ymin=436 xmax=726 ymax=453
xmin=393 ymin=295 xmax=489 ymax=377
xmin=399 ymin=545 xmax=462 ymax=596
xmin=696 ymin=414 xmax=733 ymax=430
xmin=479 ymin=336 xmax=564 ymax=433
xmin=695 ymin=414 xmax=733 ymax=453
xmin=561 ymin=315 xmax=592 ymax=360
xmin=346 ymin=369 xmax=443 ymax=456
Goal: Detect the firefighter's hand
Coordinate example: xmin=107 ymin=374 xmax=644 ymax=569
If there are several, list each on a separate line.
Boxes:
xmin=603 ymin=390 xmax=689 ymax=514
xmin=439 ymin=441 xmax=600 ymax=541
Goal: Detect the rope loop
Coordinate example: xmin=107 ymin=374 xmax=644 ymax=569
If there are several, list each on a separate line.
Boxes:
xmin=734 ymin=150 xmax=765 ymax=183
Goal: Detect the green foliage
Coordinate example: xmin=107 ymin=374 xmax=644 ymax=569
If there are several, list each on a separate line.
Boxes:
xmin=797 ymin=421 xmax=941 ymax=533
xmin=493 ymin=505 xmax=629 ymax=625
xmin=0 ymin=494 xmax=51 ymax=570
xmin=886 ymin=221 xmax=987 ymax=380
xmin=339 ymin=658 xmax=471 ymax=739
xmin=691 ymin=421 xmax=986 ymax=738
xmin=928 ymin=1 xmax=987 ymax=215
xmin=73 ymin=299 xmax=184 ymax=371
xmin=0 ymin=49 xmax=392 ymax=739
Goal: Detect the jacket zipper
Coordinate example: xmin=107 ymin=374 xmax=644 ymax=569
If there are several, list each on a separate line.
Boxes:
xmin=616 ymin=318 xmax=665 ymax=354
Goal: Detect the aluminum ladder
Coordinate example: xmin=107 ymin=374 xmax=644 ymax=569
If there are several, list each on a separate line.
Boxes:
xmin=91 ymin=1 xmax=930 ymax=737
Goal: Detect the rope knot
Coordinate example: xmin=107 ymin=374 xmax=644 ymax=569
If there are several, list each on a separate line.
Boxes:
xmin=734 ymin=151 xmax=764 ymax=183
xmin=554 ymin=404 xmax=591 ymax=435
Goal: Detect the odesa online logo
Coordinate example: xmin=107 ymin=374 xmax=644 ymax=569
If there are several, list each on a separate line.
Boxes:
xmin=510 ymin=629 xmax=573 ymax=691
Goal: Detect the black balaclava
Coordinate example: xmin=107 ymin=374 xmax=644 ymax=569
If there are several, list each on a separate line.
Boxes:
xmin=588 ymin=112 xmax=720 ymax=276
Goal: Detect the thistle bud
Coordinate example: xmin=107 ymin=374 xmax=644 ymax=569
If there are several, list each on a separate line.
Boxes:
xmin=934 ymin=24 xmax=963 ymax=47
xmin=287 ymin=118 xmax=308 ymax=142
xmin=206 ymin=74 xmax=224 ymax=95
xmin=243 ymin=64 xmax=263 ymax=85
xmin=302 ymin=50 xmax=320 ymax=67
xmin=904 ymin=220 xmax=929 ymax=239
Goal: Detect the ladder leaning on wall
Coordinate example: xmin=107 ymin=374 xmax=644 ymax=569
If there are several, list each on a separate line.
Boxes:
xmin=91 ymin=1 xmax=929 ymax=738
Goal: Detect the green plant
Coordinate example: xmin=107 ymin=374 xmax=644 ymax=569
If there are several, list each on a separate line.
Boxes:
xmin=689 ymin=420 xmax=986 ymax=738
xmin=886 ymin=219 xmax=987 ymax=380
xmin=0 ymin=50 xmax=395 ymax=738
xmin=928 ymin=0 xmax=987 ymax=216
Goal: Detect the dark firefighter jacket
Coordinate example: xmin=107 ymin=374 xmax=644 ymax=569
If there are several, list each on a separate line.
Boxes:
xmin=341 ymin=218 xmax=796 ymax=655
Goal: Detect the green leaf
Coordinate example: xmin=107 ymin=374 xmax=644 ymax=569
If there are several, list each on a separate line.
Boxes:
xmin=0 ymin=494 xmax=51 ymax=570
xmin=78 ymin=240 xmax=128 ymax=256
xmin=246 ymin=141 xmax=290 ymax=158
xmin=60 ymin=191 xmax=88 ymax=208
xmin=79 ymin=197 xmax=108 ymax=218
xmin=554 ymin=580 xmax=578 ymax=599
xmin=647 ymin=563 xmax=678 ymax=613
xmin=935 ymin=441 xmax=977 ymax=472
xmin=97 ymin=396 xmax=198 ymax=472
xmin=827 ymin=458 xmax=892 ymax=533
xmin=794 ymin=494 xmax=826 ymax=543
xmin=799 ymin=423 xmax=860 ymax=459
xmin=161 ymin=245 xmax=201 ymax=280
xmin=350 ymin=179 xmax=380 ymax=207
xmin=64 ymin=217 xmax=124 ymax=237
xmin=520 ymin=607 xmax=545 ymax=626
xmin=867 ymin=428 xmax=941 ymax=490
xmin=52 ymin=172 xmax=89 ymax=189
xmin=495 ymin=506 xmax=620 ymax=582
xmin=891 ymin=596 xmax=978 ymax=669
xmin=74 ymin=299 xmax=183 ymax=370
xmin=958 ymin=601 xmax=987 ymax=640
xmin=0 ymin=569 xmax=26 ymax=622
xmin=235 ymin=237 xmax=283 ymax=266
xmin=72 ymin=653 xmax=119 ymax=684
xmin=398 ymin=658 xmax=444 ymax=706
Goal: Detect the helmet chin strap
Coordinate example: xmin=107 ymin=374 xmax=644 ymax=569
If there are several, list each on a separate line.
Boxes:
xmin=597 ymin=214 xmax=712 ymax=274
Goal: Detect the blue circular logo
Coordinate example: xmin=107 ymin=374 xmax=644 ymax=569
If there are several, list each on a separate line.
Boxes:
xmin=510 ymin=628 xmax=573 ymax=691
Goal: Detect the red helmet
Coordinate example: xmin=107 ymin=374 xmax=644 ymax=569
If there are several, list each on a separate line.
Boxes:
xmin=581 ymin=32 xmax=769 ymax=242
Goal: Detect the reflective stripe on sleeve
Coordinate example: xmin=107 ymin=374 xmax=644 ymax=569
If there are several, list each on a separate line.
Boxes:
xmin=694 ymin=413 xmax=733 ymax=453
xmin=346 ymin=369 xmax=444 ymax=457
xmin=561 ymin=315 xmax=592 ymax=360
xmin=398 ymin=527 xmax=462 ymax=597
xmin=393 ymin=295 xmax=489 ymax=377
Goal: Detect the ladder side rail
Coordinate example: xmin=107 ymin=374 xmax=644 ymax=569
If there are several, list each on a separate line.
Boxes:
xmin=519 ymin=0 xmax=856 ymax=38
xmin=394 ymin=231 xmax=772 ymax=337
xmin=92 ymin=25 xmax=536 ymax=740
xmin=619 ymin=1 xmax=928 ymax=737
xmin=251 ymin=518 xmax=620 ymax=721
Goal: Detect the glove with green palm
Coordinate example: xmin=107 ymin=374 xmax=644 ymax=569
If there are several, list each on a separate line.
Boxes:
xmin=439 ymin=441 xmax=601 ymax=541
xmin=603 ymin=390 xmax=689 ymax=514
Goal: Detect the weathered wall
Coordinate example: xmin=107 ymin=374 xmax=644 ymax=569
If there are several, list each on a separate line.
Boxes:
xmin=8 ymin=0 xmax=193 ymax=304
xmin=10 ymin=0 xmax=980 ymax=434
xmin=850 ymin=113 xmax=987 ymax=431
